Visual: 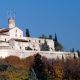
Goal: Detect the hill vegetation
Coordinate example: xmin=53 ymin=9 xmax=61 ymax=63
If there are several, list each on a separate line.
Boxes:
xmin=0 ymin=54 xmax=80 ymax=80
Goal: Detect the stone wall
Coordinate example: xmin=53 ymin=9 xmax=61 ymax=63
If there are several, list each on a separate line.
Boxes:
xmin=0 ymin=49 xmax=78 ymax=59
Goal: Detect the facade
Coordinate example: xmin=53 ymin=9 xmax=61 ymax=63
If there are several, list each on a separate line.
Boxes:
xmin=0 ymin=18 xmax=78 ymax=59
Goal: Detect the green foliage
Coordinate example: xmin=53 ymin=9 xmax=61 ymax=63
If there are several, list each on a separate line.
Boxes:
xmin=31 ymin=54 xmax=48 ymax=80
xmin=25 ymin=46 xmax=32 ymax=50
xmin=54 ymin=33 xmax=64 ymax=51
xmin=49 ymin=34 xmax=53 ymax=39
xmin=54 ymin=33 xmax=57 ymax=42
xmin=70 ymin=48 xmax=75 ymax=52
xmin=39 ymin=34 xmax=53 ymax=39
xmin=0 ymin=56 xmax=31 ymax=80
xmin=28 ymin=68 xmax=38 ymax=80
xmin=26 ymin=29 xmax=30 ymax=37
xmin=0 ymin=68 xmax=28 ymax=80
xmin=0 ymin=64 xmax=9 ymax=71
xmin=40 ymin=40 xmax=50 ymax=51
xmin=77 ymin=50 xmax=80 ymax=58
xmin=55 ymin=41 xmax=63 ymax=51
xmin=0 ymin=75 xmax=7 ymax=80
xmin=39 ymin=34 xmax=48 ymax=39
xmin=0 ymin=55 xmax=80 ymax=80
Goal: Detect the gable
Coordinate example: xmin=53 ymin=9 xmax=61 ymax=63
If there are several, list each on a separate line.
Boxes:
xmin=10 ymin=27 xmax=23 ymax=33
xmin=9 ymin=27 xmax=23 ymax=38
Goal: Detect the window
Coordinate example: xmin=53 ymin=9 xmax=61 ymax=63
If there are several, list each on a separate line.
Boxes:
xmin=16 ymin=30 xmax=17 ymax=33
xmin=20 ymin=46 xmax=21 ymax=49
xmin=39 ymin=40 xmax=41 ymax=43
xmin=5 ymin=38 xmax=6 ymax=41
xmin=20 ymin=35 xmax=21 ymax=38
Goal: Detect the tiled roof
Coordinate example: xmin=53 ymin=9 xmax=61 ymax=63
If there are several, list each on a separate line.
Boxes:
xmin=0 ymin=28 xmax=9 ymax=33
xmin=13 ymin=39 xmax=28 ymax=42
xmin=0 ymin=33 xmax=9 ymax=36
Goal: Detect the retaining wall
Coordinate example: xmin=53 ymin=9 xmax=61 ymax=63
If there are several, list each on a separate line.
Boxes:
xmin=0 ymin=49 xmax=78 ymax=59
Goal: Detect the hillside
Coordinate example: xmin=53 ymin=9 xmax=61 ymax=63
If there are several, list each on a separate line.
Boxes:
xmin=0 ymin=54 xmax=80 ymax=80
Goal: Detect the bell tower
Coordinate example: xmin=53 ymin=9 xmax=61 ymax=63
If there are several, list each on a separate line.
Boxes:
xmin=8 ymin=10 xmax=16 ymax=29
xmin=8 ymin=18 xmax=15 ymax=29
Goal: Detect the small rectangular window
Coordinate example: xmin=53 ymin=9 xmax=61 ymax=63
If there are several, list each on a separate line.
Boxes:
xmin=5 ymin=38 xmax=6 ymax=41
xmin=20 ymin=35 xmax=21 ymax=38
xmin=39 ymin=40 xmax=41 ymax=43
xmin=16 ymin=30 xmax=17 ymax=33
xmin=20 ymin=46 xmax=21 ymax=49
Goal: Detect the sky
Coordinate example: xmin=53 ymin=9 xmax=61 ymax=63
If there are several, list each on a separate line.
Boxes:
xmin=0 ymin=0 xmax=80 ymax=51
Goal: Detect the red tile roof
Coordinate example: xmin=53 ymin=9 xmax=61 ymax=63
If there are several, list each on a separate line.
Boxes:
xmin=0 ymin=28 xmax=9 ymax=33
xmin=13 ymin=39 xmax=28 ymax=42
xmin=0 ymin=33 xmax=9 ymax=36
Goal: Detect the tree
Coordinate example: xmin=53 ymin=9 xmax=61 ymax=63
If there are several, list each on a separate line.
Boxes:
xmin=49 ymin=34 xmax=53 ymax=39
xmin=25 ymin=46 xmax=32 ymax=50
xmin=73 ymin=53 xmax=77 ymax=59
xmin=28 ymin=68 xmax=38 ymax=80
xmin=77 ymin=50 xmax=80 ymax=58
xmin=26 ymin=29 xmax=30 ymax=37
xmin=54 ymin=33 xmax=58 ymax=42
xmin=32 ymin=53 xmax=47 ymax=80
xmin=39 ymin=34 xmax=48 ymax=39
xmin=54 ymin=63 xmax=64 ymax=80
xmin=70 ymin=48 xmax=75 ymax=52
xmin=54 ymin=33 xmax=64 ymax=51
xmin=40 ymin=40 xmax=50 ymax=51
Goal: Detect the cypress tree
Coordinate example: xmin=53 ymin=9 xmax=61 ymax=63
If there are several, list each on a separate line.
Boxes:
xmin=54 ymin=33 xmax=64 ymax=51
xmin=26 ymin=29 xmax=30 ymax=37
xmin=54 ymin=33 xmax=57 ymax=42
xmin=32 ymin=53 xmax=47 ymax=80
xmin=49 ymin=34 xmax=52 ymax=39
xmin=77 ymin=50 xmax=80 ymax=58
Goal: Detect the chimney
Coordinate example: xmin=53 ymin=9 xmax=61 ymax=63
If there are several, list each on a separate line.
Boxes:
xmin=8 ymin=18 xmax=15 ymax=29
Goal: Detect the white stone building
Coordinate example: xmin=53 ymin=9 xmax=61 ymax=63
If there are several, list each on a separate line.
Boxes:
xmin=0 ymin=18 xmax=78 ymax=59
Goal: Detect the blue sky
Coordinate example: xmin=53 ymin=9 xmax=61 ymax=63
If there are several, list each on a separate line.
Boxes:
xmin=0 ymin=0 xmax=80 ymax=50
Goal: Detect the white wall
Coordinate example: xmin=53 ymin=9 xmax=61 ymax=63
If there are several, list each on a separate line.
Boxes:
xmin=0 ymin=49 xmax=78 ymax=59
xmin=22 ymin=37 xmax=55 ymax=51
xmin=0 ymin=35 xmax=10 ymax=41
xmin=0 ymin=42 xmax=9 ymax=47
xmin=9 ymin=27 xmax=23 ymax=39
